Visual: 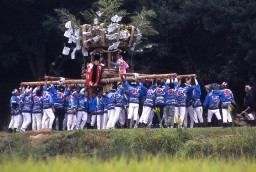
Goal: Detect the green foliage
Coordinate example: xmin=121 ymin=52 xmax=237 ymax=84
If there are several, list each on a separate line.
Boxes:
xmin=130 ymin=7 xmax=159 ymax=36
xmin=1 ymin=128 xmax=256 ymax=161
xmin=54 ymin=8 xmax=80 ymax=30
xmin=80 ymin=0 xmax=126 ymax=24
xmin=1 ymin=155 xmax=256 ymax=172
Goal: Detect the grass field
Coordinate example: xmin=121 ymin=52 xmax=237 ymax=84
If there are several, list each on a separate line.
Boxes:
xmin=0 ymin=127 xmax=256 ymax=171
xmin=0 ymin=156 xmax=256 ymax=172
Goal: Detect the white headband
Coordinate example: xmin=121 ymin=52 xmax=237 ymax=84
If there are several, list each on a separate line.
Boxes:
xmin=245 ymin=85 xmax=252 ymax=90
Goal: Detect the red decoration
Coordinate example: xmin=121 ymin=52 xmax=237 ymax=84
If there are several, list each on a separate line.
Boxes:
xmin=224 ymin=89 xmax=230 ymax=96
xmin=85 ymin=63 xmax=102 ymax=87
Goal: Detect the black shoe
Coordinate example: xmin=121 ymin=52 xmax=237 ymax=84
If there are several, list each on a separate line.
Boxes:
xmin=222 ymin=123 xmax=227 ymax=128
xmin=253 ymin=120 xmax=256 ymax=126
xmin=7 ymin=128 xmax=13 ymax=133
xmin=194 ymin=123 xmax=198 ymax=128
xmin=218 ymin=120 xmax=223 ymax=127
xmin=207 ymin=122 xmax=212 ymax=127
xmin=229 ymin=122 xmax=233 ymax=127
xmin=133 ymin=120 xmax=137 ymax=128
xmin=173 ymin=123 xmax=177 ymax=128
xmin=13 ymin=128 xmax=17 ymax=133
xmin=127 ymin=119 xmax=131 ymax=128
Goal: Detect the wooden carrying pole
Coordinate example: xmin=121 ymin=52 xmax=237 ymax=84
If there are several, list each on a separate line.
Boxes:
xmin=20 ymin=73 xmax=196 ymax=86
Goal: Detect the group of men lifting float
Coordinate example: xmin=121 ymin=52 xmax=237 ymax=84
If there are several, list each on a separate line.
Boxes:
xmin=7 ymin=53 xmax=256 ymax=132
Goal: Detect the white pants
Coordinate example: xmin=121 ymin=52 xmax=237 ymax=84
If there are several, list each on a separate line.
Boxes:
xmin=184 ymin=105 xmax=198 ymax=128
xmin=76 ymin=111 xmax=88 ymax=130
xmin=110 ymin=107 xmax=123 ymax=129
xmin=163 ymin=106 xmax=176 ymax=127
xmin=8 ymin=114 xmax=22 ymax=130
xmin=207 ymin=109 xmax=221 ymax=122
xmin=119 ymin=109 xmax=126 ymax=126
xmin=102 ymin=112 xmax=109 ymax=129
xmin=174 ymin=106 xmax=186 ymax=126
xmin=97 ymin=114 xmax=103 ymax=130
xmin=222 ymin=109 xmax=232 ymax=123
xmin=139 ymin=106 xmax=152 ymax=124
xmin=106 ymin=109 xmax=115 ymax=129
xmin=91 ymin=115 xmax=96 ymax=127
xmin=245 ymin=113 xmax=255 ymax=121
xmin=42 ymin=108 xmax=55 ymax=129
xmin=32 ymin=113 xmax=42 ymax=131
xmin=67 ymin=114 xmax=76 ymax=130
xmin=21 ymin=112 xmax=32 ymax=131
xmin=128 ymin=103 xmax=139 ymax=121
xmin=63 ymin=114 xmax=67 ymax=130
xmin=194 ymin=107 xmax=204 ymax=123
xmin=147 ymin=109 xmax=154 ymax=127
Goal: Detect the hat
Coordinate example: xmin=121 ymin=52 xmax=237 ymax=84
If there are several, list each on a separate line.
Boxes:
xmin=245 ymin=85 xmax=252 ymax=90
xmin=116 ymin=53 xmax=122 ymax=57
xmin=72 ymin=89 xmax=78 ymax=95
xmin=12 ymin=89 xmax=18 ymax=95
xmin=222 ymin=82 xmax=228 ymax=87
xmin=80 ymin=88 xmax=85 ymax=95
xmin=26 ymin=87 xmax=32 ymax=93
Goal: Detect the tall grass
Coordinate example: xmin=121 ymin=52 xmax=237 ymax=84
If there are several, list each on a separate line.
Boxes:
xmin=0 ymin=156 xmax=256 ymax=172
xmin=0 ymin=127 xmax=256 ymax=160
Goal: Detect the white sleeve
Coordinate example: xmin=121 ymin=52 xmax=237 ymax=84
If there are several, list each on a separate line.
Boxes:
xmin=195 ymin=78 xmax=198 ymax=85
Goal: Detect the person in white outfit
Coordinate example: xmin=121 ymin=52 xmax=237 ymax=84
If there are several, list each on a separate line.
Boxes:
xmin=203 ymin=85 xmax=222 ymax=127
xmin=102 ymin=92 xmax=109 ymax=129
xmin=109 ymin=85 xmax=125 ymax=129
xmin=96 ymin=91 xmax=104 ymax=129
xmin=31 ymin=88 xmax=43 ymax=131
xmin=106 ymin=89 xmax=116 ymax=129
xmin=20 ymin=87 xmax=33 ymax=131
xmin=8 ymin=89 xmax=22 ymax=133
xmin=41 ymin=86 xmax=56 ymax=129
xmin=76 ymin=88 xmax=89 ymax=130
xmin=192 ymin=77 xmax=204 ymax=127
xmin=66 ymin=90 xmax=78 ymax=130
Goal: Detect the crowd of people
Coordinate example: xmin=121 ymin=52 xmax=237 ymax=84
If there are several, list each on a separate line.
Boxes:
xmin=7 ymin=75 xmax=256 ymax=133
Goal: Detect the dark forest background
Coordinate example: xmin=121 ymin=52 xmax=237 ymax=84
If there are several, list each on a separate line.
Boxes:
xmin=1 ymin=0 xmax=256 ymax=130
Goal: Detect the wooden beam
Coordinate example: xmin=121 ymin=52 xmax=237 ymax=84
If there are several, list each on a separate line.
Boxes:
xmin=20 ymin=73 xmax=187 ymax=86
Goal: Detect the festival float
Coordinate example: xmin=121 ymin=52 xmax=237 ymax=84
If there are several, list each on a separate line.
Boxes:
xmin=20 ymin=14 xmax=195 ymax=91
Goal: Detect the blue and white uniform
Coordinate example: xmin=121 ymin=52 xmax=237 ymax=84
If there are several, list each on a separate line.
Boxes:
xmin=203 ymin=92 xmax=221 ymax=123
xmin=102 ymin=95 xmax=109 ymax=129
xmin=96 ymin=96 xmax=104 ymax=129
xmin=139 ymin=85 xmax=155 ymax=124
xmin=124 ymin=82 xmax=147 ymax=123
xmin=155 ymin=86 xmax=166 ymax=107
xmin=89 ymin=96 xmax=97 ymax=127
xmin=175 ymin=80 xmax=193 ymax=127
xmin=163 ymin=80 xmax=178 ymax=128
xmin=76 ymin=91 xmax=89 ymax=130
xmin=20 ymin=91 xmax=33 ymax=131
xmin=192 ymin=79 xmax=203 ymax=124
xmin=41 ymin=86 xmax=55 ymax=129
xmin=32 ymin=94 xmax=43 ymax=131
xmin=106 ymin=90 xmax=116 ymax=129
xmin=109 ymin=86 xmax=125 ymax=129
xmin=66 ymin=94 xmax=78 ymax=130
xmin=213 ymin=88 xmax=234 ymax=123
xmin=8 ymin=94 xmax=22 ymax=131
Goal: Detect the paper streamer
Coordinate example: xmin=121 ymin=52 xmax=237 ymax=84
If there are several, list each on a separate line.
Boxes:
xmin=62 ymin=47 xmax=70 ymax=55
xmin=65 ymin=21 xmax=72 ymax=29
xmin=108 ymin=42 xmax=120 ymax=51
xmin=111 ymin=15 xmax=122 ymax=23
